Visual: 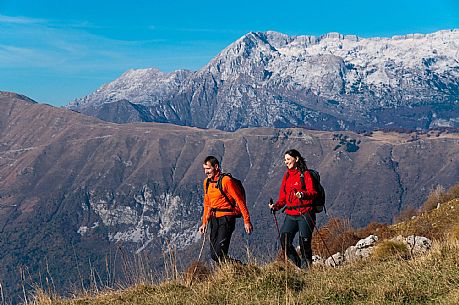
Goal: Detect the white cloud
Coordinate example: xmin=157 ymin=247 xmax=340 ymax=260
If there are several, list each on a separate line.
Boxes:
xmin=0 ymin=14 xmax=46 ymax=24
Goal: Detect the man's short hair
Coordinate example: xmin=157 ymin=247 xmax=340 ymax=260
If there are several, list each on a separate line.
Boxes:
xmin=204 ymin=155 xmax=220 ymax=167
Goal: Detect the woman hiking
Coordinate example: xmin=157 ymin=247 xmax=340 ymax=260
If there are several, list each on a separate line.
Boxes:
xmin=269 ymin=149 xmax=318 ymax=269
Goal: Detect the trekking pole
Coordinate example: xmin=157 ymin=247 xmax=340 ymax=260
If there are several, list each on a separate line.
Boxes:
xmin=270 ymin=198 xmax=280 ymax=239
xmin=188 ymin=225 xmax=207 ymax=286
xmin=196 ymin=226 xmax=207 ymax=262
xmin=301 ymin=213 xmax=337 ymax=266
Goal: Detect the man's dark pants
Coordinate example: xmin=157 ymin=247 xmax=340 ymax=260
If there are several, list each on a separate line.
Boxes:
xmin=209 ymin=215 xmax=236 ymax=263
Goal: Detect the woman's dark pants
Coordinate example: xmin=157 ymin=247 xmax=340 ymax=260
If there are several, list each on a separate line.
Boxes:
xmin=280 ymin=212 xmax=316 ymax=268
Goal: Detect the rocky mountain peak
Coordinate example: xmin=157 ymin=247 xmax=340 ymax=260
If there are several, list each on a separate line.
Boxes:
xmin=68 ymin=68 xmax=193 ymax=109
xmin=68 ymin=29 xmax=459 ymax=131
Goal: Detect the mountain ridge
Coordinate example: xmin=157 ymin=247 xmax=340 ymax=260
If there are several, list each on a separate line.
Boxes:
xmin=68 ymin=29 xmax=459 ymax=131
xmin=1 ymin=91 xmax=458 ymax=301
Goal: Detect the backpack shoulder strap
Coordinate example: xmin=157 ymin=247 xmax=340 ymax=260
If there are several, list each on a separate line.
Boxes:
xmin=205 ymin=178 xmax=211 ymax=194
xmin=216 ymin=173 xmax=237 ymax=208
xmin=216 ymin=173 xmax=231 ymax=191
xmin=300 ymin=171 xmax=306 ymax=189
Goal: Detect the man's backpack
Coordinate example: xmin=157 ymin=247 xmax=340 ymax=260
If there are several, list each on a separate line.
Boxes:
xmin=286 ymin=169 xmax=326 ymax=213
xmin=205 ymin=173 xmax=244 ymax=217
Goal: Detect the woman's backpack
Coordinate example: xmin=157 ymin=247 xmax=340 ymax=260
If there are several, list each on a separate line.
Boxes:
xmin=307 ymin=169 xmax=326 ymax=213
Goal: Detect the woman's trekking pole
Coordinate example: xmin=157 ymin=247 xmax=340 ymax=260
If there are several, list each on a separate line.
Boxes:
xmin=301 ymin=213 xmax=337 ymax=266
xmin=270 ymin=198 xmax=281 ymax=239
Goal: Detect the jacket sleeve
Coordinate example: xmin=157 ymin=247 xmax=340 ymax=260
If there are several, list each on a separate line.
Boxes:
xmin=202 ymin=179 xmax=210 ymax=226
xmin=274 ymin=172 xmax=287 ymax=210
xmin=302 ymin=171 xmax=318 ymax=200
xmin=224 ymin=177 xmax=251 ymax=224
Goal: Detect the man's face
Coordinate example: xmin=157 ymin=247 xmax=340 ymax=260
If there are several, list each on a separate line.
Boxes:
xmin=203 ymin=161 xmax=219 ymax=179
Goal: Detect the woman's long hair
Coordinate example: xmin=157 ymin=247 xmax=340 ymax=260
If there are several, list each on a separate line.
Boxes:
xmin=285 ymin=149 xmax=308 ymax=172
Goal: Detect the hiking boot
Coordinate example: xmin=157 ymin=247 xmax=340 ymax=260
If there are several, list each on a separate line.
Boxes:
xmin=301 ymin=259 xmax=312 ymax=270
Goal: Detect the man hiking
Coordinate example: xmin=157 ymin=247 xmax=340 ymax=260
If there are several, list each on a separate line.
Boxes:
xmin=199 ymin=155 xmax=253 ymax=263
xmin=269 ymin=149 xmax=318 ymax=269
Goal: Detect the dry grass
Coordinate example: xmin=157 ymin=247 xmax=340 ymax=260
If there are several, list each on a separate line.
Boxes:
xmin=183 ymin=261 xmax=211 ymax=286
xmin=420 ymin=183 xmax=459 ymax=213
xmin=393 ymin=204 xmax=418 ymax=223
xmin=421 ymin=185 xmax=447 ymax=212
xmin=447 ymin=224 xmax=459 ymax=240
xmin=371 ymin=240 xmax=410 ymax=262
xmin=392 ymin=198 xmax=459 ymax=240
xmin=356 ymin=222 xmax=394 ymax=240
xmin=31 ymin=185 xmax=459 ymax=305
xmin=33 ymin=238 xmax=459 ymax=305
xmin=312 ymin=219 xmax=394 ymax=258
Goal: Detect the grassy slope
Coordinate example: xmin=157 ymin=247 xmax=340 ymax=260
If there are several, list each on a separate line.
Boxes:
xmin=34 ymin=199 xmax=459 ymax=305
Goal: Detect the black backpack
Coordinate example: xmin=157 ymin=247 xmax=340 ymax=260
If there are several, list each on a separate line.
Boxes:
xmin=205 ymin=173 xmax=244 ymax=217
xmin=307 ymin=169 xmax=326 ymax=213
xmin=285 ymin=169 xmax=326 ymax=213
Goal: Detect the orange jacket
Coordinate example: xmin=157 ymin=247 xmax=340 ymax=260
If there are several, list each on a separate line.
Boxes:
xmin=202 ymin=174 xmax=251 ymax=225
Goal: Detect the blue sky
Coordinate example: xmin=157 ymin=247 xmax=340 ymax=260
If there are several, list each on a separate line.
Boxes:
xmin=1 ymin=0 xmax=458 ymax=106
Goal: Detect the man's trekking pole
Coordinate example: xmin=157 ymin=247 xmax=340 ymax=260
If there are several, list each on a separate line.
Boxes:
xmin=197 ymin=226 xmax=207 ymax=262
xmin=270 ymin=198 xmax=281 ymax=239
xmin=188 ymin=224 xmax=207 ymax=286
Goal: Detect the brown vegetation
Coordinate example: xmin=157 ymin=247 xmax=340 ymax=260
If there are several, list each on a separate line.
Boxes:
xmin=312 ymin=218 xmax=361 ymax=257
xmin=371 ymin=240 xmax=410 ymax=261
xmin=392 ymin=197 xmax=459 ymax=240
xmin=183 ymin=261 xmax=210 ymax=285
xmin=421 ymin=183 xmax=459 ymax=212
xmin=394 ymin=204 xmax=418 ymax=223
xmin=312 ymin=183 xmax=459 ymax=259
xmin=312 ymin=218 xmax=394 ymax=258
xmin=32 ymin=239 xmax=459 ymax=305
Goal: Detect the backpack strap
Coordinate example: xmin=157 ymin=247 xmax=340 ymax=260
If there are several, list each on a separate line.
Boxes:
xmin=205 ymin=178 xmax=211 ymax=194
xmin=216 ymin=174 xmax=236 ymax=209
xmin=206 ymin=174 xmax=239 ymax=211
xmin=299 ymin=172 xmax=306 ymax=190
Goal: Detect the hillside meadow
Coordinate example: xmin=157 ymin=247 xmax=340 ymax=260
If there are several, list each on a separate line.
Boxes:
xmin=31 ymin=186 xmax=459 ymax=305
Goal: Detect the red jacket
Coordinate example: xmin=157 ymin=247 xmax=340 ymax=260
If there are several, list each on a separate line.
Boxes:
xmin=273 ymin=168 xmax=317 ymax=215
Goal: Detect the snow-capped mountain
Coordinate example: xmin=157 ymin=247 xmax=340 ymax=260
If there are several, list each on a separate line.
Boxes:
xmin=68 ymin=30 xmax=459 ymax=131
xmin=71 ymin=68 xmax=192 ymax=108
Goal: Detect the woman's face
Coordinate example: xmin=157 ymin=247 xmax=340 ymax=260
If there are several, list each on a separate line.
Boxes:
xmin=284 ymin=154 xmax=298 ymax=170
